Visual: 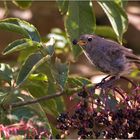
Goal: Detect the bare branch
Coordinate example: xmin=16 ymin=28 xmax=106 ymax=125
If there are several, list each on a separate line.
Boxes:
xmin=11 ymin=91 xmax=64 ymax=108
xmin=10 ymin=83 xmax=94 ymax=109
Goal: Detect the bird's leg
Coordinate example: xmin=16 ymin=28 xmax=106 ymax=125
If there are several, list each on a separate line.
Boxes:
xmin=94 ymin=75 xmax=120 ymax=93
xmin=96 ymin=75 xmax=111 ymax=88
xmin=100 ymin=76 xmax=119 ymax=89
xmin=100 ymin=75 xmax=111 ymax=84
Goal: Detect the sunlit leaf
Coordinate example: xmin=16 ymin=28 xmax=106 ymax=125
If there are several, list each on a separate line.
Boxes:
xmin=17 ymin=53 xmax=50 ymax=86
xmin=65 ymin=0 xmax=96 ymax=58
xmin=0 ymin=18 xmax=40 ymax=42
xmin=29 ymin=73 xmax=48 ymax=81
xmin=3 ymin=38 xmax=41 ymax=55
xmin=114 ymin=0 xmax=128 ymax=8
xmin=57 ymin=0 xmax=69 ymax=15
xmin=98 ymin=1 xmax=128 ymax=43
xmin=18 ymin=47 xmax=37 ymax=63
xmin=12 ymin=0 xmax=32 ymax=9
xmin=68 ymin=76 xmax=92 ymax=88
xmin=95 ymin=26 xmax=117 ymax=40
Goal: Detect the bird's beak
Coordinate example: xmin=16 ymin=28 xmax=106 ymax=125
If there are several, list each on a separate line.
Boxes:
xmin=77 ymin=40 xmax=87 ymax=47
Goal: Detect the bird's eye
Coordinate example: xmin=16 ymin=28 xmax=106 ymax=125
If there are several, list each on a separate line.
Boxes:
xmin=88 ymin=37 xmax=92 ymax=42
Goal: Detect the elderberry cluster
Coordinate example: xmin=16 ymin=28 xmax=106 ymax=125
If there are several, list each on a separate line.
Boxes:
xmin=56 ymin=83 xmax=140 ymax=139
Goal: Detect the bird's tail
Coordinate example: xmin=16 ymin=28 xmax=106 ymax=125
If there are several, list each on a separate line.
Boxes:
xmin=134 ymin=61 xmax=140 ymax=70
xmin=129 ymin=60 xmax=140 ymax=70
xmin=127 ymin=54 xmax=140 ymax=70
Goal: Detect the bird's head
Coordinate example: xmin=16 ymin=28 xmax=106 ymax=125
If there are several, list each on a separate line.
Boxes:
xmin=72 ymin=34 xmax=99 ymax=50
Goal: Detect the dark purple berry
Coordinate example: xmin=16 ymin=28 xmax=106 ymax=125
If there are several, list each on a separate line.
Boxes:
xmin=81 ymin=135 xmax=86 ymax=139
xmin=86 ymin=131 xmax=93 ymax=137
xmin=95 ymin=132 xmax=100 ymax=138
xmin=92 ymin=112 xmax=97 ymax=117
xmin=34 ymin=135 xmax=39 ymax=139
xmin=56 ymin=79 xmax=140 ymax=139
xmin=57 ymin=117 xmax=65 ymax=123
xmin=72 ymin=39 xmax=77 ymax=45
xmin=97 ymin=98 xmax=101 ymax=103
xmin=78 ymin=115 xmax=84 ymax=120
xmin=87 ymin=121 xmax=93 ymax=128
xmin=71 ymin=114 xmax=77 ymax=119
xmin=60 ymin=113 xmax=68 ymax=118
xmin=55 ymin=134 xmax=61 ymax=139
xmin=101 ymin=131 xmax=106 ymax=136
xmin=78 ymin=127 xmax=86 ymax=135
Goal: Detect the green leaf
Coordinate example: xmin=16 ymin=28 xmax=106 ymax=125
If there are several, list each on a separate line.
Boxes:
xmin=0 ymin=88 xmax=9 ymax=104
xmin=24 ymin=80 xmax=59 ymax=116
xmin=29 ymin=73 xmax=48 ymax=81
xmin=55 ymin=96 xmax=65 ymax=113
xmin=0 ymin=18 xmax=40 ymax=42
xmin=4 ymin=90 xmax=51 ymax=132
xmin=3 ymin=38 xmax=41 ymax=55
xmin=45 ymin=44 xmax=55 ymax=56
xmin=95 ymin=26 xmax=117 ymax=40
xmin=0 ymin=63 xmax=13 ymax=85
xmin=13 ymin=94 xmax=46 ymax=119
xmin=114 ymin=0 xmax=128 ymax=8
xmin=50 ymin=58 xmax=68 ymax=113
xmin=67 ymin=76 xmax=92 ymax=88
xmin=42 ymin=62 xmax=66 ymax=114
xmin=98 ymin=1 xmax=128 ymax=43
xmin=2 ymin=90 xmax=43 ymax=119
xmin=44 ymin=63 xmax=57 ymax=94
xmin=65 ymin=0 xmax=96 ymax=58
xmin=12 ymin=0 xmax=32 ymax=9
xmin=33 ymin=58 xmax=66 ymax=114
xmin=46 ymin=63 xmax=66 ymax=113
xmin=52 ymin=58 xmax=69 ymax=90
xmin=18 ymin=47 xmax=38 ymax=63
xmin=57 ymin=0 xmax=69 ymax=15
xmin=44 ymin=99 xmax=59 ymax=116
xmin=16 ymin=53 xmax=50 ymax=86
xmin=95 ymin=25 xmax=126 ymax=43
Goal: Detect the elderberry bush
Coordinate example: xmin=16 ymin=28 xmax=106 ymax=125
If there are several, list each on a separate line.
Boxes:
xmin=56 ymin=77 xmax=140 ymax=139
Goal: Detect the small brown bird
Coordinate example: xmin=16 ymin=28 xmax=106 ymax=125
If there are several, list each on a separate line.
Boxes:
xmin=73 ymin=34 xmax=140 ymax=78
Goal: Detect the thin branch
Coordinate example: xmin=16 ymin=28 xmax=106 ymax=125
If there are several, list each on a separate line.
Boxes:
xmin=11 ymin=92 xmax=64 ymax=108
xmin=120 ymin=76 xmax=137 ymax=87
xmin=10 ymin=84 xmax=94 ymax=109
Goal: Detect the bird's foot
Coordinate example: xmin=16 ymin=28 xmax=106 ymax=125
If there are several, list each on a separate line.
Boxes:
xmin=97 ymin=76 xmax=118 ymax=89
xmin=95 ymin=75 xmax=110 ymax=87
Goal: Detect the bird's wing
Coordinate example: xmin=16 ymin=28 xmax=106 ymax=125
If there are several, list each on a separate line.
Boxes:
xmin=106 ymin=39 xmax=140 ymax=61
xmin=120 ymin=46 xmax=140 ymax=61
